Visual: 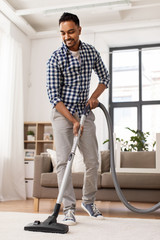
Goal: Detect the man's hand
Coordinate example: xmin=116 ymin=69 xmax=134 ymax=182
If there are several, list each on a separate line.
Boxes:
xmin=73 ymin=121 xmax=83 ymax=136
xmin=55 ymin=102 xmax=83 ymax=136
xmin=87 ymin=83 xmax=106 ymax=109
xmin=87 ymin=97 xmax=99 ymax=109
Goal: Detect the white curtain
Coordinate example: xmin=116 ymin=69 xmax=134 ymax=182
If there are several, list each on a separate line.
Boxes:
xmin=0 ymin=30 xmax=26 ymax=200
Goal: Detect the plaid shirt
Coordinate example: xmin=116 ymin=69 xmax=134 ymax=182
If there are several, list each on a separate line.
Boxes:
xmin=46 ymin=41 xmax=110 ymax=117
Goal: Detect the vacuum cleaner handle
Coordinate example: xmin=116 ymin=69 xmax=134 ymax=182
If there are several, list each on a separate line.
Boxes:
xmin=71 ymin=104 xmax=90 ymax=154
xmin=83 ymin=104 xmax=90 ymax=115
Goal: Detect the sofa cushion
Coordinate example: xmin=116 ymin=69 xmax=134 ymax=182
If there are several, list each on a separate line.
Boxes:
xmin=100 ymin=151 xmax=155 ymax=173
xmin=101 ymin=150 xmax=110 ymax=173
xmin=41 ymin=172 xmax=101 ymax=189
xmin=41 ymin=172 xmax=58 ymax=187
xmin=72 ymin=172 xmax=101 ymax=189
xmin=121 ymin=151 xmax=155 ymax=168
xmin=101 ymin=172 xmax=160 ymax=189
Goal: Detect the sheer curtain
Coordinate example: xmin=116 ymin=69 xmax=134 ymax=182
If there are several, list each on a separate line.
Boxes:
xmin=0 ymin=29 xmax=26 ymax=200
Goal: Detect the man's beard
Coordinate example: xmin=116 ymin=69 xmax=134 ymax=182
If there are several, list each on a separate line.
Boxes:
xmin=64 ymin=38 xmax=75 ymax=48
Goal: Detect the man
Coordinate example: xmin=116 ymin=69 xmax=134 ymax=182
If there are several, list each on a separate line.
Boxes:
xmin=46 ymin=12 xmax=110 ymax=225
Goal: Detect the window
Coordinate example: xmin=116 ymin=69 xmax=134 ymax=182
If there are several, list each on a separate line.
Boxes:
xmin=109 ymin=44 xmax=160 ymax=149
xmin=142 ymin=48 xmax=160 ymax=101
xmin=112 ymin=49 xmax=139 ymax=103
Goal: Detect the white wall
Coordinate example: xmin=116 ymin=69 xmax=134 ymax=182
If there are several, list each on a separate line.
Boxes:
xmin=95 ymin=26 xmax=160 ymax=48
xmin=24 ymin=32 xmax=110 ymax=149
xmin=26 ymin=25 xmax=160 ymax=119
xmin=25 ymin=33 xmax=96 ymax=122
xmin=2 ymin=12 xmax=160 ymax=150
xmin=24 ymin=25 xmax=160 ymax=149
xmin=25 ymin=36 xmax=60 ymax=122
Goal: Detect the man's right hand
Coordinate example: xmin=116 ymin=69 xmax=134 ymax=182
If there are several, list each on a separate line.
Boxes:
xmin=73 ymin=121 xmax=83 ymax=136
xmin=55 ymin=102 xmax=83 ymax=136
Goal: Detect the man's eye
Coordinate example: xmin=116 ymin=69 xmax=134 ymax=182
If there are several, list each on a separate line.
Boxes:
xmin=68 ymin=30 xmax=75 ymax=34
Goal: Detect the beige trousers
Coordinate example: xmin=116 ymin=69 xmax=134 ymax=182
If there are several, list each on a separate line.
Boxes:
xmin=51 ymin=109 xmax=99 ymax=213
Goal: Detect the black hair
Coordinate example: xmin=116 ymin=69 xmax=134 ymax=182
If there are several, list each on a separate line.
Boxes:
xmin=59 ymin=12 xmax=80 ymax=26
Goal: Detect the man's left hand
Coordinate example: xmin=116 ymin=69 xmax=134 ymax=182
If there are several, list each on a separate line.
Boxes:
xmin=87 ymin=97 xmax=99 ymax=109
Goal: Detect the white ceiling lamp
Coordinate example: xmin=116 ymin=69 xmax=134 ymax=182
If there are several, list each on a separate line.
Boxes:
xmin=44 ymin=0 xmax=131 ymax=16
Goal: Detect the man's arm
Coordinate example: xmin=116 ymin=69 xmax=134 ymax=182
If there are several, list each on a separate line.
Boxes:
xmin=57 ymin=83 xmax=106 ymax=135
xmin=47 ymin=56 xmax=80 ymax=135
xmin=88 ymin=47 xmax=110 ymax=109
xmin=55 ymin=102 xmax=81 ymax=136
xmin=87 ymin=83 xmax=106 ymax=109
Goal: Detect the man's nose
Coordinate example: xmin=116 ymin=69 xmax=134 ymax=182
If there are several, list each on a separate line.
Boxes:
xmin=65 ymin=33 xmax=70 ymax=39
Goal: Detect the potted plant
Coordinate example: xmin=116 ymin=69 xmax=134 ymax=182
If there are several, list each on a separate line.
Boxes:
xmin=27 ymin=130 xmax=35 ymax=141
xmin=103 ymin=127 xmax=156 ymax=151
xmin=50 ymin=134 xmax=53 ymax=140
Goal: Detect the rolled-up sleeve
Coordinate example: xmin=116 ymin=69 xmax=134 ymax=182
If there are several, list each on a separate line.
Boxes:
xmin=46 ymin=54 xmax=62 ymax=108
xmin=93 ymin=49 xmax=110 ymax=88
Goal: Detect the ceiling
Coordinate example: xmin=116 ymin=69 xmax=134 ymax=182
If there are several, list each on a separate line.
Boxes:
xmin=1 ymin=0 xmax=160 ymax=39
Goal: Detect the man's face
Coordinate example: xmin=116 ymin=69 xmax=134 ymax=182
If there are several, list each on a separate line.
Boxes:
xmin=60 ymin=21 xmax=81 ymax=51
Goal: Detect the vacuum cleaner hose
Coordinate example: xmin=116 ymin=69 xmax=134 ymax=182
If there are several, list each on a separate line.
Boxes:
xmin=98 ymin=102 xmax=160 ymax=214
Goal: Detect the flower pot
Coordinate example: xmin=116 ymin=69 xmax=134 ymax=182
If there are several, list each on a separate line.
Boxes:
xmin=27 ymin=135 xmax=35 ymax=141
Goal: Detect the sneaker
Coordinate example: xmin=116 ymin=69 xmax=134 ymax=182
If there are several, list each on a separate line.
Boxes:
xmin=81 ymin=202 xmax=104 ymax=220
xmin=62 ymin=209 xmax=76 ymax=226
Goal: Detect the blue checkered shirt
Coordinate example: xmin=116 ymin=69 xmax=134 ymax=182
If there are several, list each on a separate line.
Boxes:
xmin=46 ymin=41 xmax=110 ymax=117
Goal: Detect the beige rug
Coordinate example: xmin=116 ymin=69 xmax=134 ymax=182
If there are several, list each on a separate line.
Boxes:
xmin=0 ymin=212 xmax=160 ymax=240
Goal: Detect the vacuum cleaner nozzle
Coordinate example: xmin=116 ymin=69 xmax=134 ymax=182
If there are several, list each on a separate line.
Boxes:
xmin=24 ymin=215 xmax=69 ymax=234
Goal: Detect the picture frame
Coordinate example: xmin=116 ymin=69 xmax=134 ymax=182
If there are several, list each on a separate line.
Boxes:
xmin=24 ymin=149 xmax=35 ymax=159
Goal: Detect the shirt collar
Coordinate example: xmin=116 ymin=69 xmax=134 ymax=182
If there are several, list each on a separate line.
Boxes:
xmin=62 ymin=41 xmax=84 ymax=54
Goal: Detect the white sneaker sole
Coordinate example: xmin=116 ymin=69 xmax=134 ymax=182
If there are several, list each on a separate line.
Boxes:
xmin=62 ymin=220 xmax=76 ymax=226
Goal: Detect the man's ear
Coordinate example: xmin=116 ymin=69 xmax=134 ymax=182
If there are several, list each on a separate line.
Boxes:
xmin=79 ymin=26 xmax=82 ymax=35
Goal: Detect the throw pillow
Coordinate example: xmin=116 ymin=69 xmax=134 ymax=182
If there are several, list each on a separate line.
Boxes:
xmin=46 ymin=148 xmax=85 ymax=173
xmin=46 ymin=149 xmax=57 ymax=172
xmin=101 ymin=150 xmax=110 ymax=173
xmin=72 ymin=148 xmax=85 ymax=173
xmin=47 ymin=148 xmax=101 ymax=173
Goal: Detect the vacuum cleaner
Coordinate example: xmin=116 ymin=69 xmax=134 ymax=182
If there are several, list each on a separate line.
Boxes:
xmin=24 ymin=105 xmax=90 ymax=234
xmin=24 ymin=102 xmax=160 ymax=234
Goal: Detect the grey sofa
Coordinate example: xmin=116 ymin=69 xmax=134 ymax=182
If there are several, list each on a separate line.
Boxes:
xmin=33 ymin=151 xmax=160 ymax=212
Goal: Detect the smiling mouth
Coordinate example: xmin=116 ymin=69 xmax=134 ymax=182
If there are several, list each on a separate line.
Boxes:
xmin=65 ymin=39 xmax=73 ymax=44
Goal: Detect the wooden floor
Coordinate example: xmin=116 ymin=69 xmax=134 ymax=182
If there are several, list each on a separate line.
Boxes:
xmin=0 ymin=199 xmax=160 ymax=219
